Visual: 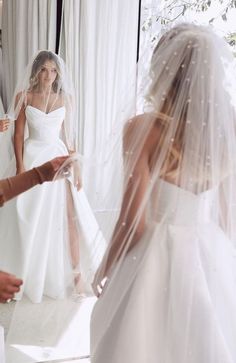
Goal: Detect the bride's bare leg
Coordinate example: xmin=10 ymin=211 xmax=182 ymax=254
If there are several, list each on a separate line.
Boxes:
xmin=66 ymin=182 xmax=80 ymax=280
xmin=66 ymin=182 xmax=87 ymax=297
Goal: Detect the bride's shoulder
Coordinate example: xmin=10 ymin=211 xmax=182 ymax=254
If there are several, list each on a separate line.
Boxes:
xmin=124 ymin=113 xmax=151 ymax=133
xmin=122 ymin=114 xmax=162 ymax=160
xmin=123 ymin=113 xmax=162 ymax=142
xmin=15 ymin=90 xmax=33 ymax=106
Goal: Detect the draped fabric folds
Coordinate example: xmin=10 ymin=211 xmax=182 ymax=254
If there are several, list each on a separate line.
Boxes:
xmin=0 ymin=0 xmax=57 ymax=176
xmin=59 ymin=0 xmax=140 ymax=217
xmin=0 ymin=2 xmax=141 ymax=362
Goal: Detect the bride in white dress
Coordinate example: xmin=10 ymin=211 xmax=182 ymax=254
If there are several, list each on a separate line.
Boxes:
xmin=91 ymin=24 xmax=236 ymax=362
xmin=0 ymin=50 xmax=105 ymax=304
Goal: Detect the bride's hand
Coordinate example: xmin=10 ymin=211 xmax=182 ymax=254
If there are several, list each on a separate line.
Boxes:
xmin=65 ymin=153 xmax=82 ymax=191
xmin=73 ymin=163 xmax=82 ymax=191
xmin=0 ymin=119 xmax=10 ymax=132
xmin=92 ymin=276 xmax=109 ymax=298
xmin=16 ymin=166 xmax=26 ymax=175
xmin=68 ymin=149 xmax=76 ymax=155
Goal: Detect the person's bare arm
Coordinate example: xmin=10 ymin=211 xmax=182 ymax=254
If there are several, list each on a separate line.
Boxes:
xmin=102 ymin=150 xmax=150 ymax=277
xmin=92 ymin=119 xmax=162 ymax=296
xmin=61 ymin=94 xmax=76 ymax=154
xmin=14 ymin=104 xmax=26 ymax=174
xmin=92 ymin=147 xmax=150 ymax=296
xmin=92 ymin=120 xmax=157 ymax=295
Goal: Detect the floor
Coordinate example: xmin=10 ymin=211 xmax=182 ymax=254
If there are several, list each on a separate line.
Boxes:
xmin=0 ymin=295 xmax=96 ymax=363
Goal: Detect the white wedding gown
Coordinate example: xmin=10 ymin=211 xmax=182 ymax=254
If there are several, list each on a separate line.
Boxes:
xmin=0 ymin=105 xmax=105 ymax=303
xmin=91 ymin=179 xmax=236 ymax=363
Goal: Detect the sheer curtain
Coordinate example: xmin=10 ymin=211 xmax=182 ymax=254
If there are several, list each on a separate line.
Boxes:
xmin=1 ymin=0 xmax=57 ymax=108
xmin=59 ymin=1 xmax=140 ymax=234
xmin=0 ymin=0 xmax=57 ymax=177
xmin=59 ymin=0 xmax=139 ymax=154
xmin=59 ymin=0 xmax=81 ymax=151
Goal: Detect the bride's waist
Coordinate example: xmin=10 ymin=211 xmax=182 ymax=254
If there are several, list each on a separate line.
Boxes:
xmin=27 ymin=131 xmax=61 ymax=142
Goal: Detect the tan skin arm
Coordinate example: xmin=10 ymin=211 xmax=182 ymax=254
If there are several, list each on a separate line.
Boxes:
xmin=61 ymin=121 xmax=74 ymax=153
xmin=61 ymin=98 xmax=82 ymax=189
xmin=14 ymin=94 xmax=27 ymax=174
xmin=100 ymin=151 xmax=150 ymax=278
xmin=62 ymin=95 xmax=76 ymax=154
xmin=92 ymin=119 xmax=161 ymax=296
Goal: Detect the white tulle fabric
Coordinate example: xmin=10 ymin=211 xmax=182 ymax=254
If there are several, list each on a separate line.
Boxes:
xmin=91 ymin=178 xmax=236 ymax=363
xmin=6 ymin=50 xmax=77 ymax=152
xmin=90 ymin=24 xmax=236 ymax=363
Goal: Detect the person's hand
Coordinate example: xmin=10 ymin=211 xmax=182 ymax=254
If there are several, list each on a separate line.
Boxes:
xmin=68 ymin=150 xmax=76 ymax=155
xmin=92 ymin=276 xmax=109 ymax=298
xmin=0 ymin=271 xmax=23 ymax=303
xmin=0 ymin=119 xmax=10 ymax=132
xmin=16 ymin=165 xmax=26 ymax=175
xmin=91 ymin=264 xmax=109 ymax=298
xmin=49 ymin=156 xmax=71 ymax=174
xmin=36 ymin=156 xmax=71 ymax=182
xmin=71 ymin=160 xmax=82 ymax=191
xmin=52 ymin=154 xmax=82 ymax=190
xmin=35 ymin=156 xmax=82 ymax=187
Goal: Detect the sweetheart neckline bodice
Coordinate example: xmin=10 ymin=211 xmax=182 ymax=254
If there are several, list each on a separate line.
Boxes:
xmin=26 ymin=105 xmax=65 ymax=115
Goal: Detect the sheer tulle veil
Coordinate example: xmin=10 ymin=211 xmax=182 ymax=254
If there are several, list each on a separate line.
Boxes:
xmin=90 ymin=23 xmax=236 ymax=361
xmin=3 ymin=49 xmax=106 ymax=294
xmin=4 ymin=51 xmax=106 ymax=361
xmin=6 ymin=50 xmax=77 ymax=152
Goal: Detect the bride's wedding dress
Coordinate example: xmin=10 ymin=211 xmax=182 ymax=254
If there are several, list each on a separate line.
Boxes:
xmin=91 ymin=179 xmax=236 ymax=363
xmin=0 ymin=105 xmax=105 ymax=303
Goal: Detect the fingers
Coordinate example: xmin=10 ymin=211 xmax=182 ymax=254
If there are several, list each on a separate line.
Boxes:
xmin=16 ymin=168 xmax=25 ymax=175
xmin=92 ymin=281 xmax=105 ymax=298
xmin=91 ymin=281 xmax=99 ymax=296
xmin=0 ymin=272 xmax=23 ymax=303
xmin=97 ymin=284 xmax=103 ymax=297
xmin=68 ymin=150 xmax=76 ymax=155
xmin=92 ymin=285 xmax=101 ymax=298
xmin=12 ymin=277 xmax=23 ymax=287
xmin=0 ymin=120 xmax=10 ymax=132
xmin=0 ymin=292 xmax=15 ymax=303
xmin=76 ymin=181 xmax=82 ymax=191
xmin=57 ymin=156 xmax=70 ymax=162
xmin=4 ymin=282 xmax=21 ymax=293
xmin=51 ymin=156 xmax=70 ymax=172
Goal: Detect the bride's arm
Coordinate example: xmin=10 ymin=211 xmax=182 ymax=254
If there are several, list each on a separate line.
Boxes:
xmin=92 ymin=152 xmax=150 ymax=296
xmin=102 ymin=152 xmax=150 ymax=274
xmin=92 ymin=119 xmax=163 ymax=296
xmin=61 ymin=121 xmax=73 ymax=153
xmin=61 ymin=95 xmax=76 ymax=154
xmin=14 ymin=104 xmax=26 ymax=175
xmin=92 ymin=122 xmax=153 ymax=295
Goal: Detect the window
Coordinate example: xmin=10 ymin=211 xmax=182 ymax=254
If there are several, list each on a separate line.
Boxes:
xmin=140 ymin=0 xmax=236 ymax=55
